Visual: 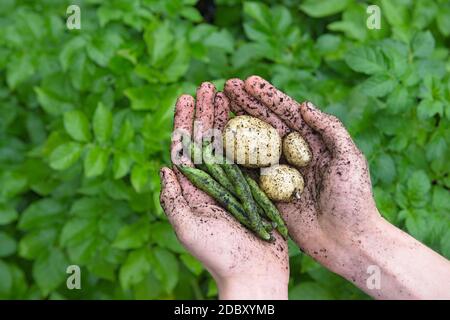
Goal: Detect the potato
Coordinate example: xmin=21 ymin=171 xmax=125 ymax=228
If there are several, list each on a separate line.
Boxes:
xmin=223 ymin=115 xmax=281 ymax=168
xmin=259 ymin=165 xmax=304 ymax=202
xmin=283 ymin=132 xmax=312 ymax=167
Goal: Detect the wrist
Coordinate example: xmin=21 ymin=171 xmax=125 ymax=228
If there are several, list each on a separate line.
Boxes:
xmin=217 ymin=274 xmax=288 ymax=300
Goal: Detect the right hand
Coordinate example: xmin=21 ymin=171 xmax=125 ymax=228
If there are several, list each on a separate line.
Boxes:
xmin=224 ymin=76 xmax=380 ymax=275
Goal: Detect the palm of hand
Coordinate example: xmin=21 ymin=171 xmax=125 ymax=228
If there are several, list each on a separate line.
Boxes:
xmin=160 ymin=84 xmax=288 ymax=284
xmin=224 ymin=76 xmax=380 ymax=262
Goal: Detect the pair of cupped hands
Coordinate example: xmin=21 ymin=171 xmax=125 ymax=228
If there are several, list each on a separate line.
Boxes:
xmin=159 ymin=76 xmax=379 ymax=299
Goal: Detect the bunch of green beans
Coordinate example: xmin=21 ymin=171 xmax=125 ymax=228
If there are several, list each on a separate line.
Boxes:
xmin=178 ymin=141 xmax=288 ymax=241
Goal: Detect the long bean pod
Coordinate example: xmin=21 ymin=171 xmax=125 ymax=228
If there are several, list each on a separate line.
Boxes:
xmin=244 ymin=173 xmax=289 ymax=239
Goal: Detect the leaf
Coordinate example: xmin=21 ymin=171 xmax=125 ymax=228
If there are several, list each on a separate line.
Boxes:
xmin=417 ymin=99 xmax=443 ymax=119
xmin=93 ymin=103 xmax=113 ymax=144
xmin=113 ymin=152 xmax=132 ymax=179
xmin=0 ymin=204 xmax=18 ymax=225
xmin=180 ymin=253 xmax=203 ymax=276
xmin=289 ymin=282 xmax=334 ymax=300
xmin=374 ymin=153 xmax=396 ymax=184
xmin=6 ymin=54 xmax=34 ymax=89
xmin=112 ymin=218 xmax=150 ymax=250
xmin=300 ymin=0 xmax=350 ymax=18
xmin=49 ymin=142 xmax=82 ymax=170
xmin=0 ymin=232 xmax=17 ymax=257
xmin=64 ymin=110 xmax=91 ymax=142
xmin=119 ymin=248 xmax=151 ymax=290
xmin=437 ymin=5 xmax=450 ymax=36
xmin=19 ymin=228 xmax=58 ymax=259
xmin=114 ymin=120 xmax=135 ymax=149
xmin=144 ymin=21 xmax=174 ymax=65
xmin=19 ymin=199 xmax=64 ymax=231
xmin=381 ymin=0 xmax=409 ymax=27
xmin=0 ymin=261 xmax=12 ymax=297
xmin=412 ymin=31 xmax=435 ymax=58
xmin=149 ymin=248 xmax=179 ymax=293
xmin=124 ymin=86 xmax=158 ymax=111
xmin=361 ymin=74 xmax=397 ymax=97
xmin=32 ymin=248 xmax=68 ymax=295
xmin=407 ymin=170 xmax=431 ymax=208
xmin=84 ymin=145 xmax=109 ymax=178
xmin=131 ymin=164 xmax=149 ymax=193
xmin=345 ymin=47 xmax=387 ymax=75
xmin=386 ymin=86 xmax=411 ymax=114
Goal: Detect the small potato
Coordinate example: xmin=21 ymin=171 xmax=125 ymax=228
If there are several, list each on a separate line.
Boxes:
xmin=223 ymin=115 xmax=281 ymax=168
xmin=283 ymin=132 xmax=312 ymax=167
xmin=259 ymin=165 xmax=304 ymax=202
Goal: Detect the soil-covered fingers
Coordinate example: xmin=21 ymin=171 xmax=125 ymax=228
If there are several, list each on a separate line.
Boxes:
xmin=160 ymin=167 xmax=193 ymax=226
xmin=171 ymin=94 xmax=195 ymax=166
xmin=194 ymin=82 xmax=216 ymax=144
xmin=213 ymin=92 xmax=230 ymax=132
xmin=244 ymin=76 xmax=327 ymax=161
xmin=300 ymin=101 xmax=359 ymax=158
xmin=224 ymin=78 xmax=291 ymax=137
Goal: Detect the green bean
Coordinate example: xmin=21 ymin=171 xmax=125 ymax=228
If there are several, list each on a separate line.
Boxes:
xmin=202 ymin=143 xmax=237 ymax=197
xmin=176 ymin=165 xmax=271 ymax=241
xmin=221 ymin=163 xmax=270 ymax=240
xmin=244 ymin=173 xmax=289 ymax=239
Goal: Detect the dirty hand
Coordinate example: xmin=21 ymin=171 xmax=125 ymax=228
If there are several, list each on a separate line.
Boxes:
xmin=225 ymin=76 xmax=450 ymax=299
xmin=160 ymin=83 xmax=288 ymax=300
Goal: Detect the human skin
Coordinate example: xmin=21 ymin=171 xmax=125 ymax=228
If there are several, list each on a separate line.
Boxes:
xmin=160 ymin=83 xmax=289 ymax=300
xmin=224 ymin=75 xmax=450 ymax=300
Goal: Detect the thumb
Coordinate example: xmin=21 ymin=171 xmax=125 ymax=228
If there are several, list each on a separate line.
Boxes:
xmin=299 ymin=101 xmax=357 ymax=156
xmin=159 ymin=167 xmax=192 ymax=227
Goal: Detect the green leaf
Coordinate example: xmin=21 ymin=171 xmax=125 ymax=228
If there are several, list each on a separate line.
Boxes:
xmin=19 ymin=199 xmax=64 ymax=231
xmin=6 ymin=54 xmax=34 ymax=89
xmin=149 ymin=248 xmax=179 ymax=293
xmin=144 ymin=21 xmax=174 ymax=65
xmin=112 ymin=218 xmax=150 ymax=250
xmin=124 ymin=86 xmax=158 ymax=111
xmin=64 ymin=110 xmax=91 ymax=142
xmin=361 ymin=74 xmax=397 ymax=97
xmin=0 ymin=261 xmax=12 ymax=298
xmin=412 ymin=31 xmax=435 ymax=58
xmin=119 ymin=248 xmax=151 ymax=290
xmin=113 ymin=152 xmax=132 ymax=179
xmin=437 ymin=5 xmax=450 ymax=36
xmin=114 ymin=120 xmax=135 ymax=149
xmin=345 ymin=47 xmax=387 ymax=75
xmin=93 ymin=103 xmax=113 ymax=144
xmin=381 ymin=0 xmax=409 ymax=27
xmin=417 ymin=99 xmax=443 ymax=119
xmin=180 ymin=7 xmax=203 ymax=22
xmin=0 ymin=204 xmax=18 ymax=225
xmin=386 ymin=86 xmax=411 ymax=114
xmin=180 ymin=254 xmax=203 ymax=276
xmin=84 ymin=145 xmax=109 ymax=178
xmin=131 ymin=164 xmax=149 ymax=193
xmin=19 ymin=228 xmax=58 ymax=259
xmin=300 ymin=0 xmax=350 ymax=18
xmin=32 ymin=248 xmax=68 ymax=295
xmin=374 ymin=153 xmax=396 ymax=184
xmin=49 ymin=142 xmax=82 ymax=170
xmin=407 ymin=170 xmax=431 ymax=208
xmin=0 ymin=232 xmax=17 ymax=257
xmin=289 ymin=282 xmax=333 ymax=300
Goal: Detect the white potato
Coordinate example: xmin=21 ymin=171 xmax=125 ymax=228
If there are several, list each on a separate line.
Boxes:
xmin=259 ymin=165 xmax=304 ymax=202
xmin=283 ymin=132 xmax=312 ymax=167
xmin=223 ymin=115 xmax=281 ymax=168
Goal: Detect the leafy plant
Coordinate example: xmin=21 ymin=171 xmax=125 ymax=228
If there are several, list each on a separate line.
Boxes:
xmin=0 ymin=0 xmax=448 ymax=299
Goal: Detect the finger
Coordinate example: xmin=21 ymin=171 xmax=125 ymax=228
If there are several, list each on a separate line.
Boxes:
xmin=194 ymin=82 xmax=216 ymax=144
xmin=159 ymin=167 xmax=193 ymax=226
xmin=244 ymin=75 xmax=326 ymax=159
xmin=244 ymin=75 xmax=304 ymax=131
xmin=173 ymin=166 xmax=217 ymax=206
xmin=224 ymin=78 xmax=291 ymax=137
xmin=300 ymin=101 xmax=358 ymax=157
xmin=213 ymin=92 xmax=230 ymax=132
xmin=171 ymin=95 xmax=195 ymax=166
xmin=230 ymin=100 xmax=246 ymax=116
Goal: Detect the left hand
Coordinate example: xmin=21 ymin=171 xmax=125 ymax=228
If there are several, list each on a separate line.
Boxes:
xmin=160 ymin=83 xmax=289 ymax=300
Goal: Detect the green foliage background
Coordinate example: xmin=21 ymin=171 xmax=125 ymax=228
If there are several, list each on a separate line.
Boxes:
xmin=0 ymin=0 xmax=449 ymax=299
